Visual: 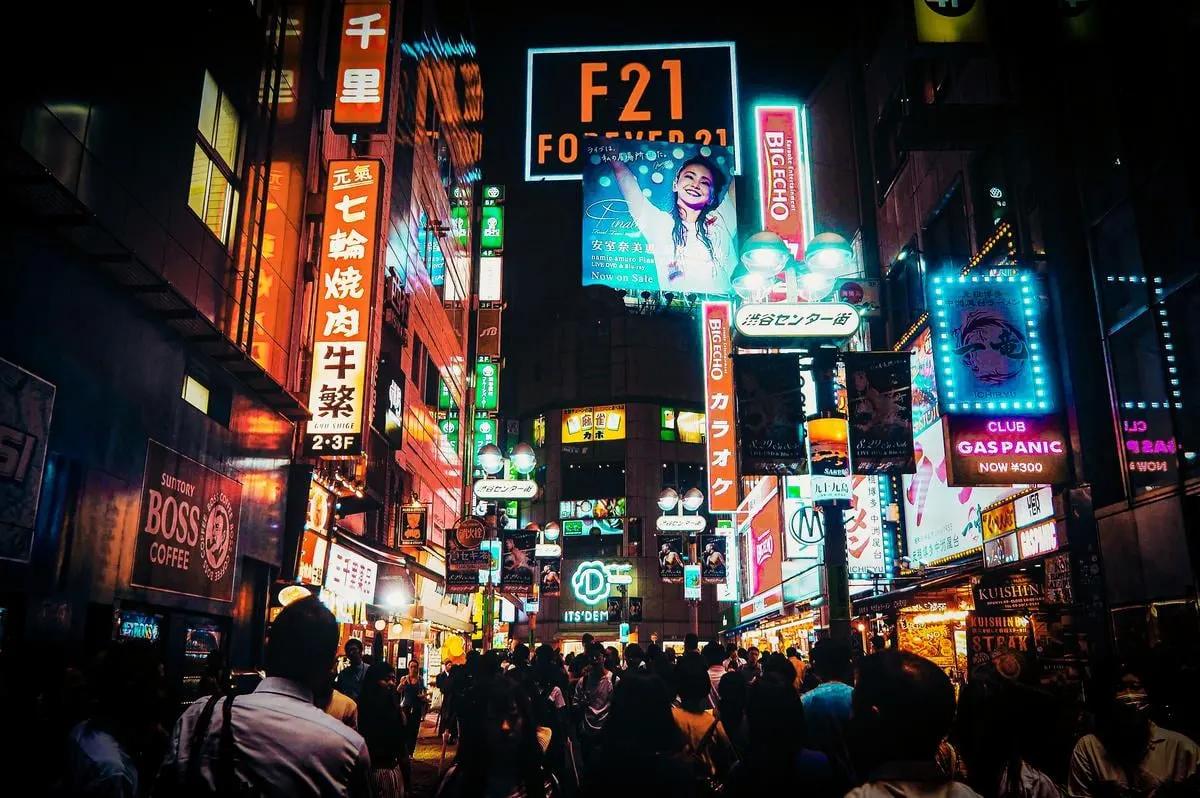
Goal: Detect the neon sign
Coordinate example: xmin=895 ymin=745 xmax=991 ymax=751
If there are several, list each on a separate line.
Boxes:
xmin=945 ymin=415 xmax=1069 ymax=486
xmin=569 ymin=560 xmax=633 ymax=606
xmin=753 ymin=104 xmax=813 ymax=257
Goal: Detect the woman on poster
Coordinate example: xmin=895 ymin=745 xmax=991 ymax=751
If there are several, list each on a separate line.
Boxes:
xmin=611 ymin=154 xmax=736 ymax=294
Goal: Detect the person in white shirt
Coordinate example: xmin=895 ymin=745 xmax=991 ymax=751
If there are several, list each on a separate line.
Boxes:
xmin=154 ymin=596 xmax=371 ymax=796
xmin=612 ymin=153 xmax=736 ymax=295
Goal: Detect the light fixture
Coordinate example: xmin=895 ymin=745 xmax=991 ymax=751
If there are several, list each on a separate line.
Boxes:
xmin=682 ymin=487 xmax=705 ymax=513
xmin=511 ymin=442 xmax=537 ymax=476
xmin=731 ymin=262 xmax=769 ymax=300
xmin=374 ymin=619 xmax=386 ymax=632
xmin=741 ymin=231 xmax=792 ymax=274
xmin=543 ymin=521 xmax=561 ymax=542
xmin=386 ymin=591 xmax=406 ymax=610
xmin=477 ymin=443 xmax=504 ymax=476
xmin=805 ymin=232 xmax=853 ymax=274
xmin=798 ymin=270 xmax=835 ymax=301
xmin=657 ymin=488 xmax=679 ymax=513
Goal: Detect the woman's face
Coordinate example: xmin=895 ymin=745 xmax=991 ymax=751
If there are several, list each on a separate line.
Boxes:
xmin=377 ymin=671 xmax=397 ymax=691
xmin=408 ymin=662 xmax=420 ymax=678
xmin=674 ymin=163 xmax=715 ymax=210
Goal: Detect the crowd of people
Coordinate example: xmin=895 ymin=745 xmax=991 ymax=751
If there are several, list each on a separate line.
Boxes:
xmin=12 ymin=600 xmax=1200 ymax=797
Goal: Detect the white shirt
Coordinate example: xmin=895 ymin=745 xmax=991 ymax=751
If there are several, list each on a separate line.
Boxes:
xmin=65 ymin=721 xmax=138 ymax=798
xmin=634 ymin=201 xmax=736 ymax=294
xmin=159 ymin=676 xmax=371 ymax=797
xmin=1069 ymin=724 xmax=1200 ymax=797
xmin=846 ymin=761 xmax=983 ymax=798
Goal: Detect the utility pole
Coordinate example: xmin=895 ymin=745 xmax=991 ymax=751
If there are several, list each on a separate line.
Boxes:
xmin=811 ymin=345 xmax=851 ymax=643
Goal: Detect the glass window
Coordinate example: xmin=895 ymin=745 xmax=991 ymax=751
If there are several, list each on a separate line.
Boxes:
xmin=182 ymin=374 xmax=210 ymax=414
xmin=188 ymin=71 xmax=241 ymax=247
xmin=1092 ymin=202 xmax=1151 ymax=330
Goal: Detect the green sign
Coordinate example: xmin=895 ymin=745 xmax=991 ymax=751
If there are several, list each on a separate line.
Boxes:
xmin=438 ymin=377 xmax=453 ymax=411
xmin=480 ymin=205 xmax=504 ymax=254
xmin=660 ymin=407 xmax=676 ymax=441
xmin=475 ymin=359 xmax=499 ymax=411
xmin=482 ymin=184 xmax=505 ymax=206
xmin=474 ymin=417 xmax=497 ymax=467
xmin=439 ymin=416 xmax=460 ymax=452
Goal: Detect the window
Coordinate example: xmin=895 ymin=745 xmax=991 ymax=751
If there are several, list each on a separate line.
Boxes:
xmin=188 ymin=71 xmax=242 ymax=246
xmin=181 ymin=371 xmax=231 ymax=426
xmin=182 ymin=375 xmax=210 ymax=414
xmin=423 ymin=354 xmax=439 ymax=408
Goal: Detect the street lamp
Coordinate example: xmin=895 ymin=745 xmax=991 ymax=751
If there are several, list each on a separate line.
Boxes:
xmin=804 ymin=232 xmax=854 ymax=275
xmin=657 ymin=487 xmax=679 ymax=513
xmin=681 ymin=487 xmax=705 ymax=513
xmin=477 ymin=443 xmax=504 ymax=477
xmin=511 ymin=442 xmax=537 ymax=476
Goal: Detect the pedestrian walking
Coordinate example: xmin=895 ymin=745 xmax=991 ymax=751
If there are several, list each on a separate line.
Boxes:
xmin=359 ymin=662 xmax=408 ymax=797
xmin=802 ymin=638 xmax=856 ymax=781
xmin=572 ymin=645 xmax=614 ymax=766
xmin=335 ymin=638 xmax=368 ymax=702
xmin=398 ymin=660 xmax=428 ymax=759
xmin=671 ymin=655 xmax=736 ymax=786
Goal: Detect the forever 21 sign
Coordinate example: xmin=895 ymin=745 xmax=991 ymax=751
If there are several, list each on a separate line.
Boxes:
xmin=131 ymin=441 xmax=243 ymax=601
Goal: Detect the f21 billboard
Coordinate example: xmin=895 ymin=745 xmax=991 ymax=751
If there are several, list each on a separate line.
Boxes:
xmin=526 ymin=43 xmax=740 ymax=181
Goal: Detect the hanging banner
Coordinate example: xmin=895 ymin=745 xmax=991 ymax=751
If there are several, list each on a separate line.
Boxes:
xmin=754 ymin=104 xmax=811 ymax=257
xmin=945 ymin=414 xmax=1069 ymax=486
xmin=657 ymin=533 xmax=685 ymax=583
xmin=0 ymin=358 xmax=55 ymax=563
xmin=700 ymin=533 xmax=727 ymax=584
xmin=928 ymin=272 xmax=1055 ymax=414
xmin=582 ymin=139 xmax=738 ymax=296
xmin=845 ymin=351 xmax=915 ymax=475
xmin=735 ymin=353 xmax=807 ymax=476
xmin=399 ymin=505 xmax=427 ymax=547
xmin=447 ymin=518 xmax=488 ymax=594
xmin=684 ymin=564 xmax=702 ymax=599
xmin=500 ymin=528 xmax=537 ymax=595
xmin=131 ymin=441 xmax=243 ymax=602
xmin=909 ymin=326 xmax=940 ymax=436
xmin=304 ymin=159 xmax=383 ymax=456
xmin=703 ymin=302 xmax=740 ymax=511
xmin=539 ymin=558 xmax=562 ymax=596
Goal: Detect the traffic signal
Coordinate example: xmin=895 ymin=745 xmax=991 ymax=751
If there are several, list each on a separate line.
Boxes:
xmin=627 ymin=596 xmax=643 ymax=623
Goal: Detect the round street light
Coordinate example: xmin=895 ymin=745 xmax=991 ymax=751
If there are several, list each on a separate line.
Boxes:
xmin=741 ymin=231 xmax=791 ymax=274
xmin=477 ymin=443 xmax=504 ymax=476
xmin=681 ymin=487 xmax=705 ymax=513
xmin=657 ymin=488 xmax=680 ymax=513
xmin=804 ymin=232 xmax=854 ymax=275
xmin=543 ymin=521 xmax=561 ymax=542
xmin=799 ymin=270 xmax=836 ymax=302
xmin=511 ymin=442 xmax=537 ymax=476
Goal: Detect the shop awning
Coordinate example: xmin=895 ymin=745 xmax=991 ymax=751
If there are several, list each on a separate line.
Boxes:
xmin=852 ymin=564 xmax=978 ymax=615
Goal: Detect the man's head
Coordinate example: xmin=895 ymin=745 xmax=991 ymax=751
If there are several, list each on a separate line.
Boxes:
xmin=786 ymin=647 xmax=799 ymax=659
xmin=702 ymin=641 xmax=727 ymax=668
xmin=582 ymin=633 xmax=594 ymax=649
xmin=746 ymin=646 xmax=760 ymax=666
xmin=624 ymin=643 xmax=645 ymax=669
xmin=344 ymin=637 xmax=364 ymax=666
xmin=811 ymin=638 xmax=853 ymax=684
xmin=852 ymin=651 xmax=956 ymax=766
xmin=675 ymin=653 xmax=712 ymax=708
xmin=684 ymin=632 xmax=699 ymax=654
xmin=511 ymin=643 xmax=530 ymax=668
xmin=1092 ymin=664 xmax=1154 ymax=764
xmin=267 ymin=596 xmax=341 ymax=693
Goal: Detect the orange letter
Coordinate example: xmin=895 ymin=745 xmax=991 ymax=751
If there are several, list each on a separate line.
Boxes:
xmin=619 ymin=62 xmax=651 ymax=122
xmin=559 ymin=134 xmax=578 ymax=164
xmin=537 ymin=134 xmax=553 ymax=164
xmin=581 ymin=63 xmax=607 ymax=123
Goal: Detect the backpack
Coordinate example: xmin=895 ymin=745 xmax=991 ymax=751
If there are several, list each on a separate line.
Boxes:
xmin=167 ymin=694 xmax=265 ymax=796
xmin=684 ymin=718 xmax=726 ymax=797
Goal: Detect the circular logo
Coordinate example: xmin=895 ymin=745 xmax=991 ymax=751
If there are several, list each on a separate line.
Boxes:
xmin=571 ymin=560 xmax=610 ymax=606
xmin=924 ymin=0 xmax=975 ymax=17
xmin=454 ymin=518 xmax=486 ymax=549
xmin=789 ymin=506 xmax=825 ymax=546
xmin=202 ymin=492 xmax=235 ymax=582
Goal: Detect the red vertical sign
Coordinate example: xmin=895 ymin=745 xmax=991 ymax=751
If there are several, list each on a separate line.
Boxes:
xmin=755 ymin=105 xmax=810 ymax=257
xmin=703 ymin=302 xmax=740 ymax=512
xmin=333 ymin=1 xmax=391 ymax=128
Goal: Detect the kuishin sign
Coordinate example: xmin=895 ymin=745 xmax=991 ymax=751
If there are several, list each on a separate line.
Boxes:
xmin=304 ymin=159 xmax=382 ymax=456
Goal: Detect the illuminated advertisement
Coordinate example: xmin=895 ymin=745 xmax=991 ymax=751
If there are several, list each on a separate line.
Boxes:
xmin=304 ymin=159 xmax=382 ymax=456
xmin=657 ymin=534 xmax=685 ymax=582
xmin=741 ymin=480 xmax=783 ymax=602
xmin=560 ymin=498 xmax=625 ymax=536
xmin=298 ymin=531 xmax=328 ymax=586
xmin=753 ymin=104 xmax=812 ymax=257
xmin=477 ymin=306 xmax=502 ymax=359
xmin=945 ymin=415 xmax=1069 ymax=486
xmin=439 ymin=416 xmax=460 ymax=454
xmin=526 ymin=42 xmax=740 ymax=181
xmin=475 ymin=359 xmax=499 ymax=412
xmin=481 ymin=206 xmax=504 ymax=254
xmin=473 ymin=417 xmax=497 ymax=467
xmin=902 ymin=419 xmax=1018 ymax=566
xmin=700 ymin=533 xmax=727 ymax=584
xmin=735 ymin=353 xmax=808 ymax=475
xmin=305 ymin=480 xmax=333 ymax=535
xmin=326 ymin=543 xmax=378 ymax=606
xmin=500 ymin=528 xmax=537 ymax=596
xmin=981 ymin=488 xmax=1059 ymax=569
xmin=703 ymin=302 xmax=740 ymax=512
xmin=676 ymin=411 xmax=706 ymax=443
xmin=540 ymin=558 xmax=562 ymax=596
xmin=684 ymin=564 xmax=702 ymax=599
xmin=715 ymin=518 xmax=738 ymax=602
xmin=447 ymin=518 xmax=488 ymax=594
xmin=929 ymin=273 xmax=1055 ymax=414
xmin=846 ymin=476 xmax=886 ymax=576
xmin=562 ymin=405 xmax=625 ymax=443
xmin=0 ymin=358 xmax=55 ymax=563
xmin=399 ymin=505 xmax=427 ymax=547
xmin=582 ymin=140 xmax=737 ymax=296
xmin=835 ymin=278 xmax=882 ymax=318
xmin=910 ymin=326 xmax=940 ymax=435
xmin=845 ymin=352 xmax=916 ymax=475
xmin=332 ymin=1 xmax=391 ymax=129
xmin=568 ymin=560 xmax=633 ymax=607
xmin=1120 ymin=408 xmax=1179 ymax=492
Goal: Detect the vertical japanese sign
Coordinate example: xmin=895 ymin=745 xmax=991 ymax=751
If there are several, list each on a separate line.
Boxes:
xmin=703 ymin=302 xmax=739 ymax=512
xmin=500 ymin=528 xmax=537 ymax=596
xmin=807 ymin=417 xmax=851 ymax=502
xmin=333 ymin=1 xmax=391 ymax=129
xmin=479 ymin=184 xmax=504 ymax=302
xmin=683 ymin=564 xmax=702 ymax=599
xmin=734 ymin=353 xmax=807 ymax=476
xmin=476 ymin=307 xmax=502 ymax=359
xmin=474 ymin=358 xmax=499 ymax=412
xmin=845 ymin=352 xmax=915 ymax=475
xmin=0 ymin=358 xmax=55 ymax=563
xmin=131 ymin=441 xmax=243 ymax=602
xmin=447 ymin=518 xmax=488 ymax=594
xmin=304 ymin=159 xmax=382 ymax=456
xmin=845 ymin=476 xmax=885 ymax=576
xmin=754 ymin=104 xmax=812 ymax=257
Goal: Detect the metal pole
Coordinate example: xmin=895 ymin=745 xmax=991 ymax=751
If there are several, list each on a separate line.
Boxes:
xmin=812 ymin=345 xmax=851 ymax=643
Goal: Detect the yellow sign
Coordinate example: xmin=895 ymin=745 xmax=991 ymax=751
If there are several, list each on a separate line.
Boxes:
xmin=677 ymin=411 xmax=706 ymax=444
xmin=913 ymin=0 xmax=987 ymax=44
xmin=562 ymin=404 xmax=626 ymax=443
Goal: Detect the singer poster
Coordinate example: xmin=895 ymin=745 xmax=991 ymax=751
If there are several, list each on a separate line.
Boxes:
xmin=845 ymin=352 xmax=915 ymax=475
xmin=657 ymin=534 xmax=685 ymax=583
xmin=735 ymin=353 xmax=808 ymax=475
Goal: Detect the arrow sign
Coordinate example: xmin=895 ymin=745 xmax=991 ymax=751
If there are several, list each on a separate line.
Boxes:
xmin=734 ymin=302 xmax=860 ymax=339
xmin=473 ymin=479 xmax=538 ymax=500
xmin=656 ymin=515 xmax=707 ymax=533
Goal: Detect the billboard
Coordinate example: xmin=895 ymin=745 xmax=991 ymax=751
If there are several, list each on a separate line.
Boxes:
xmin=304 ymin=159 xmax=382 ymax=456
xmin=909 ymin=326 xmax=940 ymax=435
xmin=582 ymin=139 xmax=737 ymax=296
xmin=333 ymin=1 xmax=391 ymax=129
xmin=0 ymin=358 xmax=55 ymax=563
xmin=929 ymin=273 xmax=1054 ymax=414
xmin=846 ymin=475 xmax=886 ymax=577
xmin=131 ymin=441 xmax=242 ymax=601
xmin=753 ymin=104 xmax=812 ymax=256
xmin=326 ymin=543 xmax=378 ymax=606
xmin=735 ymin=353 xmax=808 ymax=475
xmin=945 ymin=414 xmax=1069 ymax=486
xmin=703 ymin=303 xmax=740 ymax=511
xmin=743 ymin=483 xmax=783 ymax=601
xmin=500 ymin=528 xmax=537 ymax=595
xmin=845 ymin=352 xmax=915 ymax=475
xmin=902 ymin=419 xmax=1018 ymax=566
xmin=700 ymin=533 xmax=727 ymax=584
xmin=526 ymin=42 xmax=740 ymax=181
xmin=562 ymin=405 xmax=625 ymax=443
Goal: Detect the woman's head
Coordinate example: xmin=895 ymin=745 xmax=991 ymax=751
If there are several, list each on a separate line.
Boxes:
xmin=672 ymin=156 xmax=724 ymax=213
xmin=746 ymin=673 xmax=806 ymax=755
xmin=604 ymin=673 xmax=683 ymax=755
xmin=407 ymin=660 xmax=420 ymax=678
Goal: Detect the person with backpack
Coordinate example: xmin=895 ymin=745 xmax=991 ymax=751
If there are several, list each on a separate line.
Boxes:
xmin=672 ymin=655 xmax=737 ymax=791
xmin=153 ymin=596 xmax=371 ymax=796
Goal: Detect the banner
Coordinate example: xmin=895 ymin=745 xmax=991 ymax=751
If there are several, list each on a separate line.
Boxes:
xmin=735 ymin=353 xmax=807 ymax=475
xmin=966 ymin=613 xmax=1035 ymax=682
xmin=447 ymin=518 xmax=488 ymax=594
xmin=657 ymin=534 xmax=685 ymax=583
xmin=703 ymin=303 xmax=739 ymax=511
xmin=700 ymin=533 xmax=727 ymax=584
xmin=0 ymin=358 xmax=55 ymax=563
xmin=582 ymin=139 xmax=738 ymax=296
xmin=909 ymin=326 xmax=940 ymax=435
xmin=500 ymin=528 xmax=537 ymax=595
xmin=131 ymin=441 xmax=243 ymax=601
xmin=845 ymin=352 xmax=915 ymax=475
xmin=539 ymin=558 xmax=562 ymax=596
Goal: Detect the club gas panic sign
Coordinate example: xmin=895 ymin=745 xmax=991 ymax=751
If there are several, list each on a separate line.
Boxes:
xmin=526 ymin=43 xmax=740 ymax=181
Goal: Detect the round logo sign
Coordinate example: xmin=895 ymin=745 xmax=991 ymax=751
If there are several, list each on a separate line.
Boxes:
xmin=454 ymin=518 xmax=486 ymax=549
xmin=571 ymin=560 xmax=611 ymax=606
xmin=788 ymin=506 xmax=825 ymax=547
xmin=201 ymin=492 xmax=235 ymax=582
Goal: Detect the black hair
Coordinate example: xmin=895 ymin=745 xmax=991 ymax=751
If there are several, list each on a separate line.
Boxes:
xmin=670 ymin=155 xmax=726 ymax=263
xmin=358 ymin=662 xmax=400 ymax=761
xmin=786 ymin=647 xmax=799 ymax=659
xmin=717 ymin=670 xmax=748 ymax=733
xmin=266 ymin=596 xmax=339 ymax=684
xmin=684 ymin=632 xmax=700 ymax=652
xmin=763 ymin=653 xmax=797 ymax=686
xmin=675 ymin=653 xmax=712 ymax=708
xmin=855 ymin=650 xmax=956 ymax=762
xmin=702 ymin=641 xmax=726 ymax=667
xmin=603 ymin=673 xmax=684 ymax=755
xmin=811 ymin=638 xmax=853 ymax=683
xmin=511 ymin=643 xmax=530 ymax=667
xmin=453 ymin=675 xmax=545 ymax=798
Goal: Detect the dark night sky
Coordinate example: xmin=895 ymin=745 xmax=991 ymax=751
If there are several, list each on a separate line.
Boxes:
xmin=470 ymin=1 xmax=865 ymax=353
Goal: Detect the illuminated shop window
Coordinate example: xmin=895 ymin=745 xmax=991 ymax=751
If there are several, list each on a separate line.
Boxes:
xmin=188 ymin=71 xmax=242 ymax=246
xmin=182 ymin=374 xmax=210 ymax=415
